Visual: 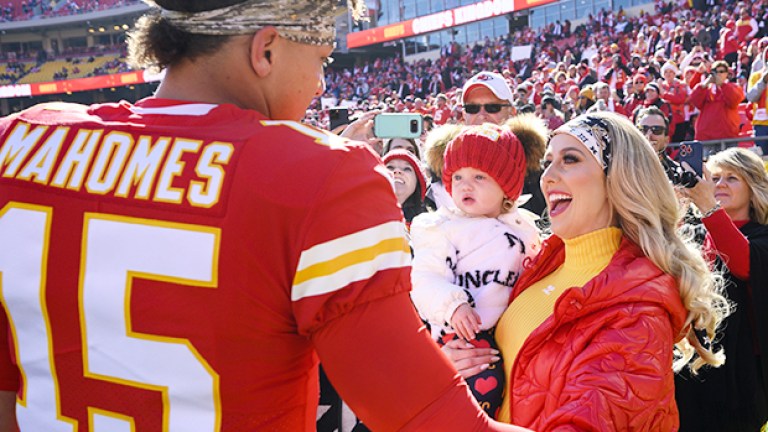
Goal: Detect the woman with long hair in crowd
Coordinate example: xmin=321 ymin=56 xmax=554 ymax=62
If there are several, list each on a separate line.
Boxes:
xmin=679 ymin=147 xmax=768 ymax=432
xmin=382 ymin=149 xmax=428 ymax=228
xmin=442 ymin=112 xmax=730 ymax=430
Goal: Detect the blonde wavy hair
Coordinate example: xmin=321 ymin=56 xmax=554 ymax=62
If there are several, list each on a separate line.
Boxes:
xmin=706 ymin=147 xmax=768 ymax=225
xmin=595 ymin=112 xmax=730 ymax=373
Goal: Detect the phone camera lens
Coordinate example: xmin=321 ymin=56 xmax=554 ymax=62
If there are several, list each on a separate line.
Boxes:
xmin=410 ymin=120 xmax=418 ymax=133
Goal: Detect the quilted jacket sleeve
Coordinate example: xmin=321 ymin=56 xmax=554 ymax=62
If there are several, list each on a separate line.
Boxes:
xmin=535 ymin=306 xmax=679 ymax=431
xmin=410 ymin=212 xmax=468 ymax=328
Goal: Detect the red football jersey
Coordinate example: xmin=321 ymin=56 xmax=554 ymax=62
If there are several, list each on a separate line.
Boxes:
xmin=0 ymin=99 xmax=413 ymax=430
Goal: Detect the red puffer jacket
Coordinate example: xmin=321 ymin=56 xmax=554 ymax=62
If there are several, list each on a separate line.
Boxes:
xmin=506 ymin=236 xmax=687 ymax=431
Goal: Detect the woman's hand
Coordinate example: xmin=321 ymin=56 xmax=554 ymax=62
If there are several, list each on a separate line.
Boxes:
xmin=680 ymin=164 xmax=718 ymax=214
xmin=441 ymin=338 xmax=500 ymax=379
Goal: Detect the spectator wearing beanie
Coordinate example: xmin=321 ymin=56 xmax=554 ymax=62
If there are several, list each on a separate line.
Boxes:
xmin=633 ymin=82 xmax=672 ymax=128
xmin=410 ymin=123 xmax=540 ymax=420
xmin=624 ymin=74 xmax=648 ymax=117
xmin=382 ymin=149 xmax=428 ymax=227
xmin=689 ymin=61 xmax=744 ymax=141
xmin=575 ymin=85 xmax=596 ymax=115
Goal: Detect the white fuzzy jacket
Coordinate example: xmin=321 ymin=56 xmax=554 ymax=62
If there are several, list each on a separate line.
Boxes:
xmin=410 ymin=206 xmax=541 ymax=339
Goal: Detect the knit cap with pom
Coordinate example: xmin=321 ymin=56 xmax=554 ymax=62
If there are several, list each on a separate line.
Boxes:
xmin=442 ymin=124 xmax=525 ymax=201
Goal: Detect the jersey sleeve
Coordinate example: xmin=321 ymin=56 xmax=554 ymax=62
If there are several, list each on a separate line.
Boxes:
xmin=0 ymin=308 xmax=19 ymax=391
xmin=0 ymin=115 xmax=17 ymax=392
xmin=291 ymin=143 xmax=412 ymax=336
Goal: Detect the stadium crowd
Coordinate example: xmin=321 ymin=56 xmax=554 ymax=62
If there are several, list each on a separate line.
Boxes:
xmin=0 ymin=0 xmax=141 ymax=22
xmin=311 ymin=0 xmax=768 ymax=151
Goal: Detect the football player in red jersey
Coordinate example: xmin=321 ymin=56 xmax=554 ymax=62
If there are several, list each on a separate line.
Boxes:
xmin=0 ymin=1 xmax=531 ymax=431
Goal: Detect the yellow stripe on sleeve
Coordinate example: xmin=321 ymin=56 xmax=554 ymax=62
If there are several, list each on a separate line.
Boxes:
xmin=291 ymin=221 xmax=410 ymax=301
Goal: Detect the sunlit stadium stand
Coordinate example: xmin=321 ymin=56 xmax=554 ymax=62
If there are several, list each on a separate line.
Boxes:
xmin=17 ymin=53 xmax=123 ymax=83
xmin=0 ymin=62 xmax=32 ymax=85
xmin=18 ymin=59 xmax=70 ymax=83
xmin=1 ymin=0 xmax=141 ymax=21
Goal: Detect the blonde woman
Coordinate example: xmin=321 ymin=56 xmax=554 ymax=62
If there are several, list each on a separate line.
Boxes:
xmin=444 ymin=112 xmax=729 ymax=429
xmin=679 ymin=147 xmax=768 ymax=431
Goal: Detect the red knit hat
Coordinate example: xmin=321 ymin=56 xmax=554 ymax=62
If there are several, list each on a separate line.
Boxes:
xmin=442 ymin=124 xmax=525 ymax=201
xmin=382 ymin=149 xmax=427 ymax=200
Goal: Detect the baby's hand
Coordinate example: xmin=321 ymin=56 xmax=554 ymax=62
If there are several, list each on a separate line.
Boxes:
xmin=450 ymin=303 xmax=482 ymax=341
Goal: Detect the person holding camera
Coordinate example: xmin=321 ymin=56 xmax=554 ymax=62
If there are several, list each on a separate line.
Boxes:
xmin=677 ymin=147 xmax=768 ymax=432
xmin=689 ymin=61 xmax=744 ymax=141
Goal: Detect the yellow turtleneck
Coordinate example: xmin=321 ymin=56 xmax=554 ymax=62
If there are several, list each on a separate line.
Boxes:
xmin=495 ymin=227 xmax=622 ymax=423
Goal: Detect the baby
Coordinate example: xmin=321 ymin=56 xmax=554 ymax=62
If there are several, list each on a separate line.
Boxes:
xmin=410 ymin=123 xmax=540 ymax=418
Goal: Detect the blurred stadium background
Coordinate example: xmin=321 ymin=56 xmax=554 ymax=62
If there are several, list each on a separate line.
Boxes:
xmin=0 ymin=0 xmax=656 ymax=116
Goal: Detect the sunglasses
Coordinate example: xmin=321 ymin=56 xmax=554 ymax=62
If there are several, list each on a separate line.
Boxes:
xmin=715 ymin=69 xmax=729 ymax=74
xmin=638 ymin=125 xmax=667 ymax=135
xmin=463 ymin=103 xmax=512 ymax=114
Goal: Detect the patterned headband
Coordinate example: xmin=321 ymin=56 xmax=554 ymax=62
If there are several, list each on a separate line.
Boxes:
xmin=553 ymin=115 xmax=613 ymax=173
xmin=159 ymin=0 xmax=363 ymax=46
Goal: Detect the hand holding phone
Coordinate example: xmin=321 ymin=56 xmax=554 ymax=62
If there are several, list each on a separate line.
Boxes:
xmin=675 ymin=141 xmax=703 ymax=177
xmin=373 ymin=113 xmax=423 ymax=139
